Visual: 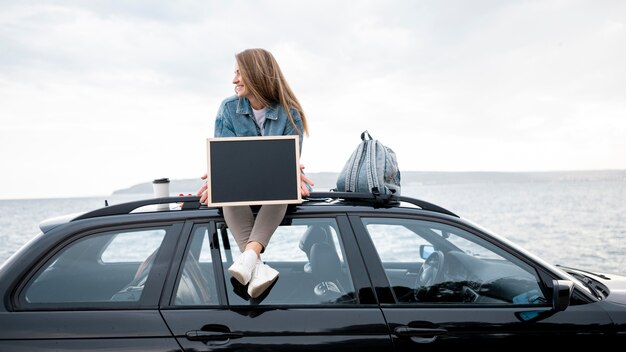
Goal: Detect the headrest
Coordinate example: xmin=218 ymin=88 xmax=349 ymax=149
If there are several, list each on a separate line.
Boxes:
xmin=309 ymin=242 xmax=342 ymax=280
xmin=299 ymin=224 xmax=331 ymax=254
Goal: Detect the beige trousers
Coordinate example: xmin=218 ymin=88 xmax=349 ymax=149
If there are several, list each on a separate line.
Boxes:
xmin=223 ymin=204 xmax=288 ymax=252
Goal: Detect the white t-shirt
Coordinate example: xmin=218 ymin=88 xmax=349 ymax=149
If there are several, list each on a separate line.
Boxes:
xmin=252 ymin=107 xmax=267 ymax=135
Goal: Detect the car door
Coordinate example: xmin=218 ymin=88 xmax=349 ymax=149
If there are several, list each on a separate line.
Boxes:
xmin=160 ymin=215 xmax=393 ymax=351
xmin=349 ymin=215 xmax=615 ymax=350
xmin=2 ymin=222 xmax=183 ymax=352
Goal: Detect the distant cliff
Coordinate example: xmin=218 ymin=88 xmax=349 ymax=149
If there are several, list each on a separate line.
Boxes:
xmin=112 ymin=170 xmax=625 ymax=195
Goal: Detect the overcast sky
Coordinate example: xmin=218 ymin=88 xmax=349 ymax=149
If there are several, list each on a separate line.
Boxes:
xmin=1 ymin=0 xmax=625 ymax=199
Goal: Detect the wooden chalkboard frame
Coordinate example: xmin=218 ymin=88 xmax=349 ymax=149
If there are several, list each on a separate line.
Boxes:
xmin=205 ymin=135 xmax=302 ymax=206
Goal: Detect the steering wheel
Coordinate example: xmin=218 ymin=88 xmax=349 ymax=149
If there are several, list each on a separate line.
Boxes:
xmin=415 ymin=250 xmax=445 ymax=288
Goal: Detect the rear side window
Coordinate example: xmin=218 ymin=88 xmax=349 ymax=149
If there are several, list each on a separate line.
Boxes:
xmin=218 ymin=218 xmax=357 ymax=305
xmin=19 ymin=227 xmax=168 ymax=308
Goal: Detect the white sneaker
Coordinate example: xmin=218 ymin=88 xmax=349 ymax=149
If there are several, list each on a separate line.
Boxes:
xmin=248 ymin=260 xmax=279 ymax=298
xmin=228 ymin=250 xmax=258 ymax=286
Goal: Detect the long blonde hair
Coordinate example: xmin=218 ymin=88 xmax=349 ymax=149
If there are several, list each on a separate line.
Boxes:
xmin=235 ymin=48 xmax=309 ymax=136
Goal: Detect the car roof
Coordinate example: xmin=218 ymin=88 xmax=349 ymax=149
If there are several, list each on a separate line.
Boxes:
xmin=39 ymin=192 xmax=458 ymax=233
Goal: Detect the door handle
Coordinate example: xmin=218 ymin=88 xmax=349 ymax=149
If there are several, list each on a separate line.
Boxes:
xmin=186 ymin=330 xmax=244 ymax=341
xmin=394 ymin=326 xmax=447 ymax=338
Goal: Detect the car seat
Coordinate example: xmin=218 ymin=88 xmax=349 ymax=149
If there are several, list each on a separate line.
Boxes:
xmin=299 ymin=224 xmax=333 ymax=273
xmin=113 ymin=250 xmax=211 ymax=305
xmin=308 ymin=242 xmax=346 ymax=301
xmin=175 ymin=252 xmax=212 ymax=305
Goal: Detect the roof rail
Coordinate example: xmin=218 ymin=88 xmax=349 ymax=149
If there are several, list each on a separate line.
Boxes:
xmin=307 ymin=191 xmax=458 ymax=217
xmin=73 ymin=196 xmax=202 ymax=221
xmin=71 ymin=193 xmax=457 ymax=221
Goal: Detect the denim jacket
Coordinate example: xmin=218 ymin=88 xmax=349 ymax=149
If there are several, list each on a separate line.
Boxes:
xmin=214 ymin=95 xmax=304 ymax=153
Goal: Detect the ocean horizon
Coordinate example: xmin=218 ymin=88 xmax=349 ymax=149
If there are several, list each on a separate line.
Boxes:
xmin=1 ymin=169 xmax=624 ymax=201
xmin=1 ymin=170 xmax=624 ymax=276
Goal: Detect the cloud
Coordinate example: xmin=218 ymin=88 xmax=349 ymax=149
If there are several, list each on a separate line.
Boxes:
xmin=1 ymin=0 xmax=625 ymax=199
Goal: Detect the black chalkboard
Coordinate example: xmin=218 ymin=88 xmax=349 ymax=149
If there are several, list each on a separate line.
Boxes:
xmin=206 ymin=136 xmax=301 ymax=206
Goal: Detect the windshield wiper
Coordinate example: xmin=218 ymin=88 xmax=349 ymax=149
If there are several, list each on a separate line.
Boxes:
xmin=556 ymin=264 xmax=610 ymax=280
xmin=566 ymin=271 xmax=606 ymax=300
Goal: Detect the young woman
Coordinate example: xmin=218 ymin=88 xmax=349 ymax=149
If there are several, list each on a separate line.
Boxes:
xmin=197 ymin=48 xmax=313 ymax=298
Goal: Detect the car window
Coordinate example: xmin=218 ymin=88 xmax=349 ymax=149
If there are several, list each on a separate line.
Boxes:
xmin=362 ymin=217 xmax=547 ymax=305
xmin=21 ymin=227 xmax=167 ymax=306
xmin=101 ymin=230 xmax=165 ymax=262
xmin=218 ymin=218 xmax=357 ymax=305
xmin=173 ymin=224 xmax=218 ymax=306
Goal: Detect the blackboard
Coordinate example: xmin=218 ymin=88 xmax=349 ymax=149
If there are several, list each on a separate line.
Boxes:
xmin=206 ymin=136 xmax=301 ymax=206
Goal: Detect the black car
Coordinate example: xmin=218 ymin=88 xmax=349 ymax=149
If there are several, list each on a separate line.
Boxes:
xmin=1 ymin=192 xmax=625 ymax=351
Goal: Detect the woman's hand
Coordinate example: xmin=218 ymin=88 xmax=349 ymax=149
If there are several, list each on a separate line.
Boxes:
xmin=197 ymin=173 xmax=208 ymax=204
xmin=300 ymin=164 xmax=314 ymax=197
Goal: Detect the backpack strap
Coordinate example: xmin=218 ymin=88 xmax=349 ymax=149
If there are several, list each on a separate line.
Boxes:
xmin=365 ymin=138 xmax=379 ymax=192
xmin=361 ymin=130 xmax=373 ymax=141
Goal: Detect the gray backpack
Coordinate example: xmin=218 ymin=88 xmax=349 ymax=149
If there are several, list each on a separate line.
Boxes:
xmin=336 ymin=131 xmax=401 ymax=195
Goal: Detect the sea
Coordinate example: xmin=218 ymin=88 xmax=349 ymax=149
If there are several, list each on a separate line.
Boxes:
xmin=1 ymin=170 xmax=625 ymax=275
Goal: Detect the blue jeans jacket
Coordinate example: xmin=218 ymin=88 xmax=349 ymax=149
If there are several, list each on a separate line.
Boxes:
xmin=214 ymin=95 xmax=304 ymax=152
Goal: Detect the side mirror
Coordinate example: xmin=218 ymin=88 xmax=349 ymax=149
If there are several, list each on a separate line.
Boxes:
xmin=419 ymin=245 xmax=434 ymax=260
xmin=552 ymin=279 xmax=574 ymax=312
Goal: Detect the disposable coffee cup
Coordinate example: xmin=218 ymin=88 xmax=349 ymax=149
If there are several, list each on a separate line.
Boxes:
xmin=153 ymin=178 xmax=170 ymax=210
